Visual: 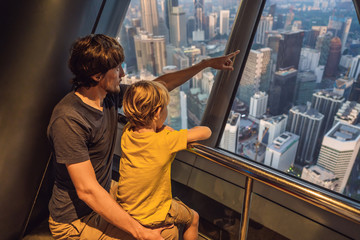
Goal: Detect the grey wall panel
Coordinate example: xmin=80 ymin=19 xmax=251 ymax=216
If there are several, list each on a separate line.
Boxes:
xmin=0 ymin=1 xmax=103 ymax=239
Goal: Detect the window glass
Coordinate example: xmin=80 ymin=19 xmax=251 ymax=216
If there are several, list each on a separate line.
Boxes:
xmin=117 ymin=0 xmax=241 ymax=130
xmin=220 ymin=0 xmax=360 ymax=201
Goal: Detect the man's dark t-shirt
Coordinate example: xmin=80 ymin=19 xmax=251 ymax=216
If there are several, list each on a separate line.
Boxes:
xmin=47 ymin=85 xmax=128 ymax=223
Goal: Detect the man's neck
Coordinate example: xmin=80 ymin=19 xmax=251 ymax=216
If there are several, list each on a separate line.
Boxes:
xmin=75 ymin=86 xmax=106 ymax=111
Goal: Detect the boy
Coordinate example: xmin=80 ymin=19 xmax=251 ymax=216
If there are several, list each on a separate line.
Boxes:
xmin=117 ymin=80 xmax=212 ymax=240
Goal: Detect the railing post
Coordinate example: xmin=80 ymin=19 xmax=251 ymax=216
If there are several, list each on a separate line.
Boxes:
xmin=239 ymin=177 xmax=253 ymax=240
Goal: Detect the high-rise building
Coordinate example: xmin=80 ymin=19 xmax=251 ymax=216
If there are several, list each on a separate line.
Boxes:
xmin=339 ymin=55 xmax=353 ymax=69
xmin=134 ymin=32 xmax=166 ymax=76
xmin=349 ymin=55 xmax=360 ymax=81
xmin=333 ymin=77 xmax=354 ymax=100
xmin=140 ymin=0 xmax=159 ymax=35
xmin=238 ymin=50 xmax=264 ymax=104
xmin=317 ymin=32 xmax=333 ymax=65
xmin=311 ymin=90 xmax=345 ymax=134
xmin=220 ymin=111 xmax=241 ymax=153
xmin=186 ymin=16 xmax=196 ymax=45
xmin=165 ymin=0 xmax=178 ymax=30
xmin=249 ymin=91 xmax=268 ymax=119
xmin=301 ymin=165 xmax=338 ymax=191
xmin=194 ymin=0 xmax=204 ymax=31
xmin=317 ymin=122 xmax=360 ymax=193
xmin=219 ymin=10 xmax=230 ymax=36
xmin=119 ymin=25 xmax=137 ymax=72
xmin=268 ymin=67 xmax=297 ymax=115
xmin=169 ymin=6 xmax=186 ymax=47
xmin=284 ymin=11 xmax=294 ymax=30
xmin=294 ymin=71 xmax=317 ymax=105
xmin=306 ymin=26 xmax=327 ymax=48
xmin=255 ymin=15 xmax=273 ymax=45
xmin=276 ymin=31 xmax=305 ymax=70
xmin=327 ymin=16 xmax=352 ymax=52
xmin=258 ymin=114 xmax=288 ymax=145
xmin=208 ymin=12 xmax=217 ymax=39
xmin=286 ymin=105 xmax=324 ymax=166
xmin=264 ymin=132 xmax=299 ymax=172
xmin=324 ymin=37 xmax=342 ymax=77
xmin=299 ymin=48 xmax=320 ymax=72
xmin=334 ymin=101 xmax=360 ymax=126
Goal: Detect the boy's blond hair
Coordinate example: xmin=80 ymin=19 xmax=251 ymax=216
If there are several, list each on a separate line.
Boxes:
xmin=123 ymin=80 xmax=170 ymax=128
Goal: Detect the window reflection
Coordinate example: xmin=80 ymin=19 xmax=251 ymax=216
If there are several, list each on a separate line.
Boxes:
xmin=117 ymin=0 xmax=241 ymax=130
xmin=221 ymin=0 xmax=360 ymax=201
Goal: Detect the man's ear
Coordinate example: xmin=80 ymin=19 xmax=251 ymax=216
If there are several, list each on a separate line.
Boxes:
xmin=90 ymin=73 xmax=103 ymax=82
xmin=154 ymin=107 xmax=162 ymax=120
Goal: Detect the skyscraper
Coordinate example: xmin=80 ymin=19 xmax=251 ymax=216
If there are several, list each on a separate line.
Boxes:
xmin=349 ymin=55 xmax=360 ymax=81
xmin=249 ymin=91 xmax=268 ymax=119
xmin=208 ymin=13 xmax=217 ymax=39
xmin=301 ymin=165 xmax=338 ymax=191
xmin=276 ymin=31 xmax=305 ymax=71
xmin=165 ymin=0 xmax=178 ymax=30
xmin=311 ymin=90 xmax=345 ymax=134
xmin=299 ymin=48 xmax=320 ymax=72
xmin=294 ymin=71 xmax=317 ymax=105
xmin=258 ymin=114 xmax=288 ymax=145
xmin=264 ymin=132 xmax=299 ymax=172
xmin=333 ymin=101 xmax=360 ymax=126
xmin=219 ymin=10 xmax=230 ymax=36
xmin=268 ymin=67 xmax=297 ymax=115
xmin=220 ymin=112 xmax=241 ymax=153
xmin=324 ymin=37 xmax=342 ymax=77
xmin=317 ymin=122 xmax=360 ymax=193
xmin=327 ymin=16 xmax=352 ymax=52
xmin=286 ymin=105 xmax=324 ymax=166
xmin=140 ymin=0 xmax=159 ymax=35
xmin=169 ymin=6 xmax=186 ymax=47
xmin=194 ymin=0 xmax=204 ymax=31
xmin=255 ymin=15 xmax=273 ymax=45
xmin=134 ymin=31 xmax=166 ymax=76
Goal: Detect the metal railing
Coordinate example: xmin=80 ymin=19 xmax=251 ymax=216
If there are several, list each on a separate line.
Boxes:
xmin=188 ymin=143 xmax=360 ymax=239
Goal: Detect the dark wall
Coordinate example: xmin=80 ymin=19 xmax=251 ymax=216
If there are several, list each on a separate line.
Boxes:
xmin=0 ymin=0 xmax=129 ymax=239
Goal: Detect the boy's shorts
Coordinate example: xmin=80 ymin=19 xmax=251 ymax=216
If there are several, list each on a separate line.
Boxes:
xmin=145 ymin=198 xmax=194 ymax=229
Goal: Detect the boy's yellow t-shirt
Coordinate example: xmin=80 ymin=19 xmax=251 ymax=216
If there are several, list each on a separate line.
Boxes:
xmin=116 ymin=123 xmax=188 ymax=225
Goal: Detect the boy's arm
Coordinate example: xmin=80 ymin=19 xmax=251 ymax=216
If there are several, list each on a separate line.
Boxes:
xmin=155 ymin=50 xmax=240 ymax=91
xmin=187 ymin=126 xmax=212 ymax=143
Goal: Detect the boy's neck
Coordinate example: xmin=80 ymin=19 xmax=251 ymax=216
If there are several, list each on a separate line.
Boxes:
xmin=133 ymin=122 xmax=157 ymax=133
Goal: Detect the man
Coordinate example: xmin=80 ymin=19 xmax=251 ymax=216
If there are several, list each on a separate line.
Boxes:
xmin=47 ymin=34 xmax=239 ymax=240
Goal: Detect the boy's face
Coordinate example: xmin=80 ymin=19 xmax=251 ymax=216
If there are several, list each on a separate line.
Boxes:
xmin=156 ymin=106 xmax=168 ymax=130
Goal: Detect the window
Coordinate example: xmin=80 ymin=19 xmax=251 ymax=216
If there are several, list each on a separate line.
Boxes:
xmin=220 ymin=0 xmax=360 ymax=202
xmin=117 ymin=0 xmax=241 ymax=130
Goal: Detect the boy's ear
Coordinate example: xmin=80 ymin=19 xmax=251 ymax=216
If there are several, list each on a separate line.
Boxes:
xmin=154 ymin=107 xmax=162 ymax=120
xmin=90 ymin=73 xmax=103 ymax=82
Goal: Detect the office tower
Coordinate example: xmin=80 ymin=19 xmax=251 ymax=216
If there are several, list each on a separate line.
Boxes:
xmin=284 ymin=10 xmax=294 ymax=30
xmin=266 ymin=32 xmax=282 ymax=54
xmin=249 ymin=91 xmax=268 ymax=119
xmin=219 ymin=10 xmax=230 ymax=36
xmin=274 ymin=13 xmax=285 ymax=30
xmin=301 ymin=165 xmax=338 ymax=191
xmin=134 ymin=32 xmax=166 ymax=76
xmin=269 ymin=4 xmax=276 ymax=17
xmin=306 ymin=26 xmax=327 ymax=48
xmin=238 ymin=50 xmax=264 ymax=104
xmin=180 ymin=91 xmax=188 ymax=129
xmin=317 ymin=123 xmax=360 ymax=193
xmin=349 ymin=55 xmax=360 ymax=81
xmin=258 ymin=114 xmax=288 ymax=145
xmin=276 ymin=31 xmax=305 ymax=70
xmin=339 ymin=55 xmax=353 ymax=69
xmin=327 ymin=16 xmax=352 ymax=52
xmin=286 ymin=105 xmax=324 ymax=166
xmin=220 ymin=112 xmax=241 ymax=153
xmin=299 ymin=48 xmax=320 ymax=72
xmin=194 ymin=0 xmax=204 ymax=31
xmin=255 ymin=15 xmax=273 ymax=45
xmin=315 ymin=65 xmax=325 ymax=83
xmin=264 ymin=132 xmax=299 ymax=172
xmin=119 ymin=25 xmax=137 ymax=73
xmin=165 ymin=0 xmax=178 ymax=30
xmin=208 ymin=12 xmax=217 ymax=39
xmin=311 ymin=90 xmax=345 ymax=133
xmin=186 ymin=16 xmax=196 ymax=44
xmin=333 ymin=78 xmax=354 ymax=100
xmin=317 ymin=32 xmax=333 ymax=65
xmin=334 ymin=101 xmax=360 ymax=126
xmin=187 ymin=88 xmax=208 ymax=127
xmin=324 ymin=37 xmax=342 ymax=77
xmin=169 ymin=6 xmax=186 ymax=47
xmin=140 ymin=0 xmax=159 ymax=35
xmin=268 ymin=67 xmax=297 ymax=115
xmin=294 ymin=71 xmax=317 ymax=105
xmin=259 ymin=48 xmax=272 ymax=74
xmin=200 ymin=71 xmax=214 ymax=95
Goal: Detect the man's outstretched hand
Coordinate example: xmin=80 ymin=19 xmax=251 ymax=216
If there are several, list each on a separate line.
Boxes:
xmin=206 ymin=50 xmax=240 ymax=71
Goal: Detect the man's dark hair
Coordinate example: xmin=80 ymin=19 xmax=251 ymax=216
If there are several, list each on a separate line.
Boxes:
xmin=68 ymin=34 xmax=125 ymax=90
